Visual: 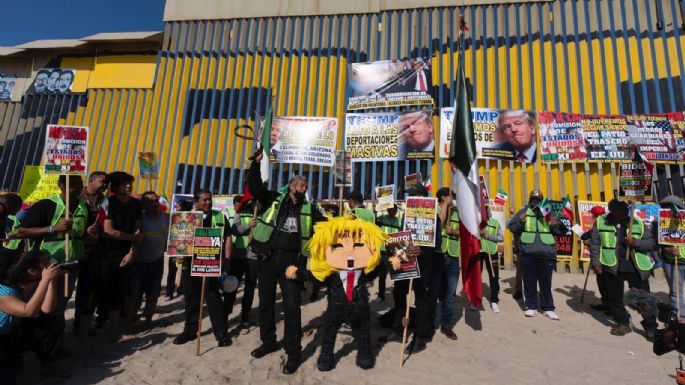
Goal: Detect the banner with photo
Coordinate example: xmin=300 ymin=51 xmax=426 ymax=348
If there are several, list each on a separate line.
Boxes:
xmin=659 ymin=209 xmax=685 ymax=246
xmin=0 ymin=73 xmax=17 ymax=101
xmin=43 ymin=125 xmax=88 ymax=175
xmin=578 ymin=200 xmax=609 ymax=260
xmin=346 ymin=58 xmax=433 ymax=110
xmin=667 ymin=111 xmax=685 ymax=162
xmin=549 ymin=200 xmax=573 ymax=257
xmin=440 ymin=108 xmax=538 ymax=162
xmin=635 ymin=204 xmax=660 ymax=233
xmin=403 ymin=197 xmax=437 ymax=247
xmin=271 ymin=117 xmax=337 ymax=167
xmin=27 ymin=68 xmax=76 ymax=94
xmin=626 ymin=114 xmax=683 ymax=164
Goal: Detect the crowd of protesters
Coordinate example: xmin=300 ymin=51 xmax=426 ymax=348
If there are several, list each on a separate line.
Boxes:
xmin=0 ymin=156 xmax=683 ymax=381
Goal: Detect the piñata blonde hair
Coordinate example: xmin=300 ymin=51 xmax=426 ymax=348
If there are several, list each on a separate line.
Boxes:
xmin=308 ymin=215 xmax=387 ymax=282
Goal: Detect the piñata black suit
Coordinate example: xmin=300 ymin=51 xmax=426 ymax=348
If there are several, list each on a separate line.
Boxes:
xmin=316 ymin=268 xmax=378 ymax=371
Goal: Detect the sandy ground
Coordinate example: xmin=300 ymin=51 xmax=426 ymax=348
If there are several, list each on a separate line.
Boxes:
xmin=17 ymin=268 xmax=682 ymax=385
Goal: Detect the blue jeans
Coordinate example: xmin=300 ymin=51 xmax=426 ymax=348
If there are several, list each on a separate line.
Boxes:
xmin=663 ymin=262 xmax=685 ymax=318
xmin=440 ymin=256 xmax=461 ymax=328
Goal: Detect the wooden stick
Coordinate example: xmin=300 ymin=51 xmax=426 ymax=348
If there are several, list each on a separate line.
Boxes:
xmin=64 ymin=175 xmax=70 ymax=297
xmin=580 ymin=261 xmax=591 ymax=304
xmin=400 ymin=278 xmax=414 ymax=367
xmin=677 ymin=251 xmax=681 ymax=322
xmin=624 ymin=200 xmax=635 ymax=261
xmin=196 ymin=276 xmax=207 ymax=356
xmin=338 ymin=185 xmax=344 ymax=216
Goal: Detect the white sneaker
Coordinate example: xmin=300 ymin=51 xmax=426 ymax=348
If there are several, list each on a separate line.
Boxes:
xmin=524 ymin=309 xmax=536 ymax=317
xmin=491 ymin=303 xmax=500 ymax=313
xmin=543 ymin=310 xmax=560 ymax=321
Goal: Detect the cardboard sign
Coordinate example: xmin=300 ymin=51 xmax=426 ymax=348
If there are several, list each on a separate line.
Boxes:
xmin=659 ymin=209 xmax=685 ymax=246
xmin=403 ymin=197 xmax=437 ymax=247
xmin=618 ymin=162 xmax=653 ymax=200
xmin=138 ymin=152 xmax=159 ymax=179
xmin=43 ymin=125 xmax=88 ymax=175
xmin=375 ymin=184 xmax=395 ymax=212
xmin=191 ymin=227 xmax=223 ymax=277
xmin=386 ymin=231 xmax=420 ymax=281
xmin=167 ymin=211 xmax=203 ymax=257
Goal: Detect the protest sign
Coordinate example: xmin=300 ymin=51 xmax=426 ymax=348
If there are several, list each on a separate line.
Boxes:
xmin=625 ymin=114 xmax=682 ymax=164
xmin=191 ymin=227 xmax=223 ymax=277
xmin=18 ymin=165 xmax=61 ymax=205
xmin=577 ymin=200 xmax=608 ymax=259
xmin=440 ymin=108 xmax=538 ymax=162
xmin=138 ymin=152 xmax=159 ymax=178
xmin=488 ymin=200 xmax=507 ymax=249
xmin=659 ymin=209 xmax=685 ymax=246
xmin=171 ymin=194 xmax=194 ymax=211
xmin=212 ymin=195 xmax=235 ymax=221
xmin=270 ymin=117 xmax=337 ymax=167
xmin=666 ymin=111 xmax=685 ymax=163
xmin=375 ymin=185 xmax=395 ymax=212
xmin=549 ymin=200 xmax=573 ymax=257
xmin=618 ymin=162 xmax=653 ymax=200
xmin=334 ymin=150 xmax=352 ymax=186
xmin=404 ymin=172 xmax=422 ymax=192
xmin=346 ymin=58 xmax=433 ymax=110
xmin=386 ymin=231 xmax=420 ymax=281
xmin=403 ymin=197 xmax=437 ymax=247
xmin=167 ymin=211 xmax=203 ymax=257
xmin=580 ymin=115 xmax=631 ymax=162
xmin=26 ymin=68 xmax=76 ymax=95
xmin=345 ymin=111 xmax=434 ymax=161
xmin=635 ymin=204 xmax=660 ymax=233
xmin=537 ymin=112 xmax=587 ymax=162
xmin=43 ymin=125 xmax=88 ymax=175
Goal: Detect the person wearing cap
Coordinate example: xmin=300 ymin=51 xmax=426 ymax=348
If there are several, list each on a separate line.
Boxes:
xmin=508 ymin=190 xmax=566 ymax=320
xmin=173 ymin=189 xmax=232 ymax=348
xmin=581 ymin=206 xmax=609 ymax=314
xmin=436 ymin=187 xmax=460 ymax=339
xmin=374 ymin=204 xmax=402 ymax=302
xmin=479 ymin=206 xmax=504 ymax=313
xmin=589 ymin=199 xmax=657 ymax=338
xmin=348 ymin=191 xmax=375 ymax=223
xmin=659 ymin=196 xmax=685 ymax=319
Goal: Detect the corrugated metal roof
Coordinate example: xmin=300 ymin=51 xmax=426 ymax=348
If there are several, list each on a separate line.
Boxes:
xmin=81 ymin=31 xmax=163 ymax=42
xmin=15 ymin=39 xmax=87 ymax=49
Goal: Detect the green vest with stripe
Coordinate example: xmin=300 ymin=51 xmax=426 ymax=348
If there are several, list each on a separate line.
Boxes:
xmin=251 ymin=193 xmax=313 ymax=257
xmin=596 ymin=215 xmax=652 ymax=271
xmin=377 ymin=215 xmax=402 ymax=251
xmin=480 ymin=218 xmax=500 ymax=255
xmin=441 ymin=209 xmax=461 ymax=258
xmin=664 ymin=245 xmax=685 ymax=261
xmin=232 ymin=212 xmax=252 ymax=250
xmin=40 ymin=195 xmax=88 ymax=263
xmin=210 ymin=210 xmax=225 ymax=228
xmin=520 ymin=208 xmax=556 ymax=245
xmin=351 ymin=207 xmax=375 ymax=223
xmin=2 ymin=215 xmax=24 ymax=251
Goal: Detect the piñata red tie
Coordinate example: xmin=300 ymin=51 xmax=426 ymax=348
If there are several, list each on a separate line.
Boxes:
xmin=346 ymin=270 xmax=355 ymax=302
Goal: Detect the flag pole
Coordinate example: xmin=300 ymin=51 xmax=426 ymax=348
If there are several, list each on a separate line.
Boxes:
xmin=64 ymin=174 xmax=70 ymax=297
xmin=196 ymin=276 xmax=206 ymax=356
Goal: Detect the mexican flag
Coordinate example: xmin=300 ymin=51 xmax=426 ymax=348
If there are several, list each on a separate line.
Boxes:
xmin=536 ymin=198 xmax=553 ymax=221
xmin=494 ymin=189 xmax=508 ymax=205
xmin=448 ymin=22 xmax=483 ymax=308
xmin=560 ymin=196 xmax=574 ymax=221
xmin=259 ymin=102 xmax=273 ymax=183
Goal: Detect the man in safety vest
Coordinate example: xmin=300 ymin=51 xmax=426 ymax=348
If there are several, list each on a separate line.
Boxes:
xmin=479 ymin=210 xmax=504 ymax=313
xmin=436 ymin=187 xmax=460 ymax=340
xmin=348 ymin=190 xmax=375 ymax=223
xmin=173 ymin=189 xmax=232 ymax=348
xmin=0 ymin=193 xmax=23 ymax=278
xmin=589 ymin=199 xmax=657 ymax=338
xmin=508 ymin=190 xmax=566 ymax=321
xmin=374 ymin=204 xmax=402 ymax=302
xmin=248 ymin=151 xmax=327 ymax=375
xmin=10 ymin=175 xmax=86 ymax=360
xmin=659 ymin=196 xmax=685 ymax=320
xmin=223 ymin=194 xmax=258 ymax=329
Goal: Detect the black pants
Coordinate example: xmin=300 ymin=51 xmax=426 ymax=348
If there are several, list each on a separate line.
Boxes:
xmin=222 ymin=256 xmax=258 ymax=322
xmin=392 ymin=248 xmax=434 ymax=339
xmin=180 ymin=266 xmax=227 ymax=340
xmin=596 ymin=271 xmax=609 ymax=306
xmin=520 ymin=254 xmax=555 ymax=311
xmin=428 ymin=252 xmax=445 ymax=330
xmin=604 ymin=271 xmax=657 ymax=328
xmin=256 ymin=250 xmax=303 ymax=356
xmin=74 ymin=253 xmax=98 ymax=327
xmin=377 ymin=251 xmax=389 ymax=299
xmin=166 ymin=258 xmax=183 ymax=297
xmin=479 ymin=252 xmax=500 ymax=303
xmin=92 ymin=253 xmax=130 ymax=313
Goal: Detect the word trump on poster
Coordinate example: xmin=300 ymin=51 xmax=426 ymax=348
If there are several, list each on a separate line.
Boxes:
xmin=191 ymin=227 xmax=223 ymax=277
xmin=43 ymin=125 xmax=88 ymax=175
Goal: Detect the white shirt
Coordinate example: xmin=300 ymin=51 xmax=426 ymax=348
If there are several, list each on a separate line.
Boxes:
xmin=514 ymin=144 xmax=536 ymax=162
xmin=339 ymin=269 xmax=362 ymax=288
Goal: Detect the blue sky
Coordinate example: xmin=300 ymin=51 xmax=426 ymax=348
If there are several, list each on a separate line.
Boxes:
xmin=0 ymin=0 xmax=166 ymax=46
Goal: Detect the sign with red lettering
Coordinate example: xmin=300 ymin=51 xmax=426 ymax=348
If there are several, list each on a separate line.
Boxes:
xmin=43 ymin=125 xmax=88 ymax=175
xmin=191 ymin=227 xmax=223 ymax=277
